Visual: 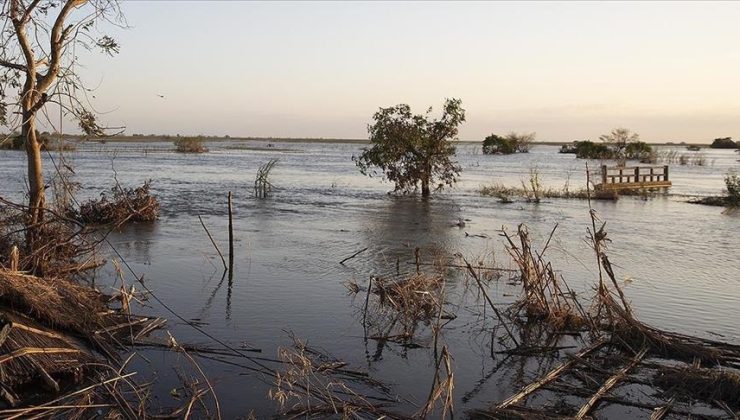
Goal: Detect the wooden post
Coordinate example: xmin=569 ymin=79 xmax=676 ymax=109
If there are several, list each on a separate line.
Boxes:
xmin=415 ymin=247 xmax=421 ymax=274
xmin=228 ymin=191 xmax=234 ymax=273
xmin=601 ymin=165 xmax=607 ymax=184
xmin=634 ymin=167 xmax=640 ymax=184
xmin=618 ymin=168 xmax=623 ymax=183
xmin=664 ymin=165 xmax=669 ymax=182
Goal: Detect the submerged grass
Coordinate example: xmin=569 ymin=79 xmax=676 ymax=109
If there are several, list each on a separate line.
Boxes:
xmin=480 ymin=182 xmax=593 ymax=202
xmin=270 ymin=335 xmax=404 ymax=419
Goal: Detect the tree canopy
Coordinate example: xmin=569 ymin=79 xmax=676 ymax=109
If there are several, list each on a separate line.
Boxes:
xmin=710 ymin=137 xmax=738 ymax=149
xmin=354 ymin=98 xmax=465 ymax=197
xmin=599 ymin=128 xmax=640 ymax=165
xmin=1 ymin=0 xmax=123 ymax=256
xmin=482 ymin=132 xmax=535 ymax=155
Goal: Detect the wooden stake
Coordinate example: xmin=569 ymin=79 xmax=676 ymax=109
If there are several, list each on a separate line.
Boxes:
xmin=227 ymin=192 xmax=234 ymax=274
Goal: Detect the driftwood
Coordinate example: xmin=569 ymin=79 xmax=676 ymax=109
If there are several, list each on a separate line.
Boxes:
xmin=574 ymin=346 xmax=648 ymax=418
xmin=497 ymin=337 xmax=607 ymax=409
xmin=340 ymin=247 xmax=368 ymax=265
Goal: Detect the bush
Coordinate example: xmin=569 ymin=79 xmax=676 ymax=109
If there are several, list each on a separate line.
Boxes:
xmin=567 ymin=141 xmax=613 ymax=159
xmin=482 ymin=132 xmax=534 ymax=155
xmin=710 ymin=137 xmax=738 ymax=149
xmin=726 ymin=171 xmax=740 ymax=207
xmin=625 ymin=141 xmax=653 ymax=160
xmin=174 ymin=136 xmax=208 ymax=153
xmin=76 ymin=181 xmax=160 ymax=224
xmin=561 ymin=139 xmax=653 ymax=161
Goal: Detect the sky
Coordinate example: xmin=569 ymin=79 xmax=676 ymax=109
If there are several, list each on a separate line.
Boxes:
xmin=66 ymin=1 xmax=740 ymax=142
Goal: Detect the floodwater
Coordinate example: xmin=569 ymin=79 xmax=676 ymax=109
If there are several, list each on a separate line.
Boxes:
xmin=0 ymin=141 xmax=738 ymax=417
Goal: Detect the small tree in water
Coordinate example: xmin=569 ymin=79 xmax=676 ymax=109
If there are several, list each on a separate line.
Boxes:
xmin=354 ymin=98 xmax=465 ymax=197
xmin=599 ymin=128 xmax=640 ymax=166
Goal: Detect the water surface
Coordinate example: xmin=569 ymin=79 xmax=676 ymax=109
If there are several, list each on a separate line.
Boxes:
xmin=0 ymin=141 xmax=738 ymax=417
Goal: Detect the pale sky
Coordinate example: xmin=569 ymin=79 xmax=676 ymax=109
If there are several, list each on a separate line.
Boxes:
xmin=73 ymin=1 xmax=740 ymax=143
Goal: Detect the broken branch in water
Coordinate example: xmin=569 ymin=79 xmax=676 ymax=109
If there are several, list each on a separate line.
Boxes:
xmin=340 ymin=247 xmax=368 ymax=265
xmin=198 ymin=215 xmax=227 ymax=271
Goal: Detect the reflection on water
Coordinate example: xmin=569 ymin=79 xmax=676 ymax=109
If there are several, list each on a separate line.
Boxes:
xmin=0 ymin=141 xmax=738 ymax=417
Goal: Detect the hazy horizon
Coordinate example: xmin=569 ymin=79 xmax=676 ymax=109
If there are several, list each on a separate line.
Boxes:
xmin=38 ymin=1 xmax=740 ymax=143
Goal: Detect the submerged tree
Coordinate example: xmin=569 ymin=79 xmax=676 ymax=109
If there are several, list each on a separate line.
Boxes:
xmin=0 ymin=0 xmax=123 ymax=250
xmin=354 ymin=98 xmax=466 ymax=197
xmin=599 ymin=128 xmax=640 ymax=165
xmin=482 ymin=132 xmax=535 ymax=155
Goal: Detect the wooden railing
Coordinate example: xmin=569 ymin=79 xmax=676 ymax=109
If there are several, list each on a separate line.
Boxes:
xmin=600 ymin=165 xmax=669 ymax=185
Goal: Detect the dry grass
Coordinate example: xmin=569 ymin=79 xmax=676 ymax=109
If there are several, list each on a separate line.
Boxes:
xmin=478 ymin=197 xmax=740 ymax=418
xmin=173 ymin=136 xmax=208 ymax=153
xmin=654 ymin=366 xmax=740 ymax=409
xmin=0 ymin=199 xmax=100 ymax=277
xmin=374 ymin=274 xmax=444 ymax=323
xmin=76 ymin=181 xmax=160 ymax=225
xmin=371 ymin=273 xmax=447 ymax=341
xmin=502 ymin=225 xmax=588 ymax=331
xmin=0 ymin=270 xmax=108 ymax=334
xmin=270 ymin=335 xmax=404 ymax=419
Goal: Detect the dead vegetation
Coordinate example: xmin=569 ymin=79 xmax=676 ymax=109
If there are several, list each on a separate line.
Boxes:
xmin=173 ymin=136 xmax=208 ymax=153
xmin=343 ymin=193 xmax=740 ymax=418
xmin=270 ymin=335 xmax=405 ymax=419
xmin=0 ymin=198 xmax=100 ymax=277
xmin=75 ymin=180 xmax=160 ymax=225
xmin=501 ymin=224 xmax=588 ymax=331
xmin=0 ymin=198 xmax=226 ymax=418
xmin=373 ymin=273 xmax=447 ymax=336
xmin=470 ymin=200 xmax=740 ymax=418
xmin=0 ymin=266 xmax=169 ymax=415
xmin=255 ymin=158 xmax=278 ymax=198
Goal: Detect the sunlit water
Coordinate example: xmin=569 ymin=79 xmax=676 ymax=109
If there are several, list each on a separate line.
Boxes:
xmin=0 ymin=141 xmax=738 ymax=417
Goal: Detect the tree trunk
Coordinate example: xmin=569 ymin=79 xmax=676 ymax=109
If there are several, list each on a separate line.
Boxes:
xmin=421 ymin=177 xmax=430 ymax=197
xmin=23 ymin=107 xmax=46 ymax=252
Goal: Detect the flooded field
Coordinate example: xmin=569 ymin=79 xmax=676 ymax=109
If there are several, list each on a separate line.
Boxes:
xmin=0 ymin=141 xmax=738 ymax=417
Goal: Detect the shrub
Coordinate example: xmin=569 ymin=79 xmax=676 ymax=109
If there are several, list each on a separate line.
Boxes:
xmin=562 ymin=138 xmax=652 ymax=162
xmin=483 ymin=134 xmax=513 ymax=154
xmin=625 ymin=141 xmax=653 ymax=160
xmin=174 ymin=136 xmax=208 ymax=153
xmin=568 ymin=140 xmax=613 ymax=159
xmin=482 ymin=132 xmax=534 ymax=155
xmin=76 ymin=181 xmax=160 ymax=224
xmin=726 ymin=171 xmax=740 ymax=207
xmin=710 ymin=137 xmax=738 ymax=149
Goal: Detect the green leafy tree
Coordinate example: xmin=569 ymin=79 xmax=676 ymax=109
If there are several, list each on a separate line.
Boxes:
xmin=482 ymin=134 xmax=507 ymax=154
xmin=354 ymin=98 xmax=465 ymax=197
xmin=482 ymin=132 xmax=535 ymax=155
xmin=710 ymin=137 xmax=738 ymax=149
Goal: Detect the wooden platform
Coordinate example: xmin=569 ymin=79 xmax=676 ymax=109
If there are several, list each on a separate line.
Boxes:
xmin=594 ymin=165 xmax=672 ymax=191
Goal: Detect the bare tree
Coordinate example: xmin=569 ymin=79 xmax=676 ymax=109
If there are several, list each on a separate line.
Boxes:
xmin=599 ymin=128 xmax=639 ymax=166
xmin=1 ymin=0 xmax=123 ymax=249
